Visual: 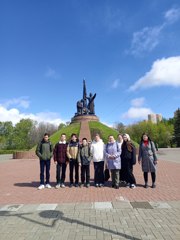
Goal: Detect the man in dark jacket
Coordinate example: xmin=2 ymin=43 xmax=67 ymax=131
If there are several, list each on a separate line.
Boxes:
xmin=53 ymin=133 xmax=68 ymax=188
xmin=36 ymin=133 xmax=53 ymax=190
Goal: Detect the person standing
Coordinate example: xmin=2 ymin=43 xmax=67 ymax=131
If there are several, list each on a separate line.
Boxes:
xmin=53 ymin=133 xmax=68 ymax=188
xmin=105 ymin=135 xmax=121 ymax=189
xmin=117 ymin=134 xmax=125 ymax=183
xmin=67 ymin=133 xmax=80 ymax=187
xmin=36 ymin=133 xmax=53 ymax=190
xmin=121 ymin=134 xmax=136 ymax=188
xmin=78 ymin=138 xmax=91 ymax=188
xmin=90 ymin=133 xmax=105 ymax=187
xmin=138 ymin=133 xmax=158 ymax=188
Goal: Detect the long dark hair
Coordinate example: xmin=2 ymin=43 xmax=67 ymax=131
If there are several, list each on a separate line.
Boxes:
xmin=140 ymin=132 xmax=152 ymax=143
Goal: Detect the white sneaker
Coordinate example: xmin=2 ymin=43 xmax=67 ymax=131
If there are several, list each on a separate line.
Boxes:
xmin=55 ymin=184 xmax=60 ymax=189
xmin=61 ymin=183 xmax=65 ymax=188
xmin=45 ymin=184 xmax=52 ymax=189
xmin=38 ymin=184 xmax=45 ymax=190
xmin=130 ymin=184 xmax=136 ymax=189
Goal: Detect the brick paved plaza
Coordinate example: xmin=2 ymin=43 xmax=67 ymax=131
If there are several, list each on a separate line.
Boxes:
xmin=0 ymin=150 xmax=180 ymax=239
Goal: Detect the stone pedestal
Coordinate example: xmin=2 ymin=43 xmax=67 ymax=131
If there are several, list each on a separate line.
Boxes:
xmin=71 ymin=114 xmax=99 ymax=123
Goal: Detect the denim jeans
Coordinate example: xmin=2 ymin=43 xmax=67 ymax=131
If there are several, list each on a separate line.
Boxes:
xmin=40 ymin=159 xmax=50 ymax=185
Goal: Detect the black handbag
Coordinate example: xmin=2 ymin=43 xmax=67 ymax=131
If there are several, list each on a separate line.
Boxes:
xmin=104 ymin=168 xmax=110 ymax=182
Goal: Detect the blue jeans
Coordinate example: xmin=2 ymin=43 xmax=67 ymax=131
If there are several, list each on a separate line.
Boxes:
xmin=40 ymin=159 xmax=51 ymax=185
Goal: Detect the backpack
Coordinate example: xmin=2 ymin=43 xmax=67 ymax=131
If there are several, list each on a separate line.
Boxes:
xmin=40 ymin=141 xmax=53 ymax=154
xmin=106 ymin=141 xmax=119 ymax=153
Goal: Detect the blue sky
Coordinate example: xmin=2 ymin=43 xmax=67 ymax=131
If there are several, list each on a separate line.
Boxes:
xmin=0 ymin=0 xmax=180 ymax=126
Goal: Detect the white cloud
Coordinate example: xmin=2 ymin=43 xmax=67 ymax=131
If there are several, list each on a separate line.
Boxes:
xmin=111 ymin=79 xmax=119 ymax=89
xmin=129 ymin=7 xmax=180 ymax=56
xmin=131 ymin=97 xmax=145 ymax=107
xmin=130 ymin=25 xmax=163 ymax=56
xmin=122 ymin=107 xmax=153 ymax=120
xmin=129 ymin=56 xmax=180 ymax=91
xmin=101 ymin=121 xmax=113 ymax=128
xmin=164 ymin=7 xmax=180 ymax=24
xmin=122 ymin=97 xmax=153 ymax=120
xmin=45 ymin=67 xmax=59 ymax=79
xmin=104 ymin=7 xmax=122 ymax=32
xmin=1 ymin=97 xmax=30 ymax=109
xmin=0 ymin=105 xmax=65 ymax=126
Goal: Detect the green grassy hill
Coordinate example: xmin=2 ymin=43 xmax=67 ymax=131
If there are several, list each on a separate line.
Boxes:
xmin=89 ymin=121 xmax=118 ymax=143
xmin=49 ymin=123 xmax=81 ymax=144
xmin=35 ymin=120 xmax=138 ymax=147
xmin=50 ymin=121 xmax=118 ymax=144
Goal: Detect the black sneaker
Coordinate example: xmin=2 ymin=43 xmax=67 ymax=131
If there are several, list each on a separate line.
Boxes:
xmin=144 ymin=183 xmax=148 ymax=188
xmin=151 ymin=183 xmax=156 ymax=188
xmin=75 ymin=183 xmax=79 ymax=187
xmin=69 ymin=184 xmax=73 ymax=188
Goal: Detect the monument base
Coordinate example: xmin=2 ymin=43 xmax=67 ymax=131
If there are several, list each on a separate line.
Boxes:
xmin=71 ymin=114 xmax=99 ymax=123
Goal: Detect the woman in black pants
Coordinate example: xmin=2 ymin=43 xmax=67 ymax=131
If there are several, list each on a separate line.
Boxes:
xmin=138 ymin=133 xmax=158 ymax=188
xmin=121 ymin=134 xmax=136 ymax=189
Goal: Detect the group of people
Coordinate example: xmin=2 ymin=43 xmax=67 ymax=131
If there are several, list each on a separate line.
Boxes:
xmin=36 ymin=132 xmax=158 ymax=190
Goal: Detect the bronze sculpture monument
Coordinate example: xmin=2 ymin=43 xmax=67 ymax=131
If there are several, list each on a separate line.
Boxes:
xmin=76 ymin=80 xmax=96 ymax=116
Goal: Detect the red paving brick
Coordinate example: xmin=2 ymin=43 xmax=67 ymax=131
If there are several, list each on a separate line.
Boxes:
xmin=0 ymin=158 xmax=180 ymax=204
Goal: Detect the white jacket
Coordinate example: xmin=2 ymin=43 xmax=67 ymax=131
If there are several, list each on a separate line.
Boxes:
xmin=90 ymin=139 xmax=105 ymax=162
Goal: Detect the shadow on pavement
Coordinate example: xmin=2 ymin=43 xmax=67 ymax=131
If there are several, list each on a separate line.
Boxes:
xmin=14 ymin=182 xmax=40 ymax=188
xmin=0 ymin=210 xmax=141 ymax=240
xmin=14 ymin=181 xmax=56 ymax=188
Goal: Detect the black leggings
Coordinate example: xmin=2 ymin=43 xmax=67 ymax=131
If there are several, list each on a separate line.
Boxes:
xmin=144 ymin=172 xmax=156 ymax=183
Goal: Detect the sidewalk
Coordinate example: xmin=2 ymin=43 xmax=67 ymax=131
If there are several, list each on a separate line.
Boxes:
xmin=0 ymin=201 xmax=180 ymax=240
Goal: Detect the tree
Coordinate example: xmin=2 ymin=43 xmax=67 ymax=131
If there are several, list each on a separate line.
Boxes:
xmin=58 ymin=123 xmax=66 ymax=130
xmin=113 ymin=122 xmax=126 ymax=134
xmin=174 ymin=108 xmax=180 ymax=147
xmin=0 ymin=121 xmax=14 ymax=149
xmin=13 ymin=119 xmax=34 ymax=149
xmin=125 ymin=120 xmax=174 ymax=147
xmin=29 ymin=122 xmax=58 ymax=147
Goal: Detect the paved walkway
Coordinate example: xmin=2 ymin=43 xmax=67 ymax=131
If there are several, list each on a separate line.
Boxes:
xmin=0 ymin=150 xmax=180 ymax=239
xmin=0 ymin=201 xmax=180 ymax=240
xmin=0 ymin=156 xmax=180 ymax=204
xmin=79 ymin=121 xmax=91 ymax=142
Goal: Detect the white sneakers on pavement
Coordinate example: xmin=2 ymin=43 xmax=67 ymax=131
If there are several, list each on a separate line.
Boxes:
xmin=45 ymin=184 xmax=52 ymax=189
xmin=37 ymin=184 xmax=45 ymax=190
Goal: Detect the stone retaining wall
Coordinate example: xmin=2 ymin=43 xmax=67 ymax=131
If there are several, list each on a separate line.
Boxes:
xmin=13 ymin=151 xmax=38 ymax=159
